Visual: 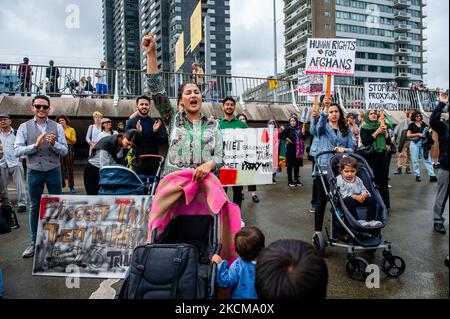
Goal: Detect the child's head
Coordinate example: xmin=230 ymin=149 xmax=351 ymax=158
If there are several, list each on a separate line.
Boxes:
xmin=255 ymin=239 xmax=328 ymax=299
xmin=235 ymin=226 xmax=265 ymax=262
xmin=339 ymin=156 xmax=358 ymax=181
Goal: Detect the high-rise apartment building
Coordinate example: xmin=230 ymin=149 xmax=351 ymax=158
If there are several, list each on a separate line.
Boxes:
xmin=139 ymin=0 xmax=232 ymax=76
xmin=102 ymin=0 xmax=141 ymax=95
xmin=284 ymin=0 xmax=427 ymax=87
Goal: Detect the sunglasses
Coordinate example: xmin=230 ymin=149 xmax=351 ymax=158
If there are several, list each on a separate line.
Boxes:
xmin=33 ymin=104 xmax=50 ymax=110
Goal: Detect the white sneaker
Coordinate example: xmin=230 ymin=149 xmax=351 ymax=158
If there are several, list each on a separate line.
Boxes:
xmin=22 ymin=244 xmax=35 ymax=258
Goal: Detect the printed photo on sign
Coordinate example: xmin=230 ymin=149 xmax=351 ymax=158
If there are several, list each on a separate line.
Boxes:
xmin=220 ymin=128 xmax=273 ymax=186
xmin=305 ymin=38 xmax=356 ymax=76
xmin=364 ymin=82 xmax=399 ymax=110
xmin=298 ymin=68 xmax=335 ymax=97
xmin=32 ymin=195 xmax=150 ymax=279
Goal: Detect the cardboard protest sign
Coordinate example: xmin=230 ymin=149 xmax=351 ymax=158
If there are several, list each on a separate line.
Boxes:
xmin=298 ymin=68 xmax=335 ymax=97
xmin=33 ymin=195 xmax=150 ymax=279
xmin=305 ymin=38 xmax=356 ymax=76
xmin=364 ymin=82 xmax=399 ymax=110
xmin=220 ymin=128 xmax=273 ymax=186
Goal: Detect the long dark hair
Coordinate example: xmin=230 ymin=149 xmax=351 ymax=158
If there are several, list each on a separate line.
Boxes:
xmin=177 ymin=82 xmax=201 ymax=107
xmin=329 ymin=103 xmax=349 ymax=137
xmin=118 ymin=129 xmax=143 ymax=164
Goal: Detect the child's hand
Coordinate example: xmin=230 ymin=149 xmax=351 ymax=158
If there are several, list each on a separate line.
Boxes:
xmin=212 ymin=254 xmax=222 ymax=265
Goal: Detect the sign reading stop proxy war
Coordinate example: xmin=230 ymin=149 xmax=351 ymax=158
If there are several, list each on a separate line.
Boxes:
xmin=306 ymin=38 xmax=356 ymax=76
xmin=298 ymin=69 xmax=335 ymax=96
xmin=220 ymin=128 xmax=273 ymax=186
xmin=33 ymin=195 xmax=150 ymax=279
xmin=364 ymin=82 xmax=399 ymax=110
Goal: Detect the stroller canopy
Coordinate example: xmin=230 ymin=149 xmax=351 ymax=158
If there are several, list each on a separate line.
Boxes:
xmin=99 ymin=166 xmax=145 ymax=195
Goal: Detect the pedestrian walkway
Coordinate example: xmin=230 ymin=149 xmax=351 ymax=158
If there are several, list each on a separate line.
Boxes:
xmin=0 ymin=163 xmax=448 ymax=298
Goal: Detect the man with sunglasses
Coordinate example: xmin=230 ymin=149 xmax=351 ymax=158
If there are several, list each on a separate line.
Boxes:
xmin=14 ymin=95 xmax=68 ymax=258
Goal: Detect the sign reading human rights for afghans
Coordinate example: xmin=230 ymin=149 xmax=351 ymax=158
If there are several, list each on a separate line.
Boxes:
xmin=220 ymin=128 xmax=273 ymax=186
xmin=298 ymin=68 xmax=335 ymax=96
xmin=305 ymin=38 xmax=356 ymax=76
xmin=33 ymin=195 xmax=150 ymax=279
xmin=364 ymin=82 xmax=399 ymax=110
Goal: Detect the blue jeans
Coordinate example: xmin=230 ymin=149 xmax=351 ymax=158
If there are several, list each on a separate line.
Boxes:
xmin=27 ymin=168 xmax=62 ymax=244
xmin=409 ymin=140 xmax=435 ymax=177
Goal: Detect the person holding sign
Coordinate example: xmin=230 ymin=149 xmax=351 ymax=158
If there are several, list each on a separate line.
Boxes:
xmin=219 ymin=97 xmax=248 ymax=208
xmin=279 ymin=116 xmax=306 ymax=187
xmin=407 ymin=111 xmax=437 ymax=183
xmin=312 ymin=103 xmax=355 ymax=245
xmin=359 ymin=110 xmax=391 ymax=209
xmin=142 ymin=32 xmax=224 ymax=183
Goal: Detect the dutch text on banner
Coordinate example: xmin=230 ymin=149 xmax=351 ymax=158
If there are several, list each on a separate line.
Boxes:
xmin=298 ymin=68 xmax=335 ymax=97
xmin=364 ymin=82 xmax=399 ymax=110
xmin=219 ymin=128 xmax=273 ymax=186
xmin=305 ymin=38 xmax=356 ymax=76
xmin=32 ymin=195 xmax=150 ymax=279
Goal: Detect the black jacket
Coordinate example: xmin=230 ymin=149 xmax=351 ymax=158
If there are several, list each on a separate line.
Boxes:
xmin=430 ymin=102 xmax=449 ymax=170
xmin=90 ymin=134 xmax=126 ymax=165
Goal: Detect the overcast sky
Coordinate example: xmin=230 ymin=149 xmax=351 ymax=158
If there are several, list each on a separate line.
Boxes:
xmin=0 ymin=0 xmax=448 ymax=88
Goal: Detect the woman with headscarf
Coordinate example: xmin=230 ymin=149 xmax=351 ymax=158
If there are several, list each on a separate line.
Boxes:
xmin=279 ymin=116 xmax=306 ymax=187
xmin=359 ymin=110 xmax=391 ymax=209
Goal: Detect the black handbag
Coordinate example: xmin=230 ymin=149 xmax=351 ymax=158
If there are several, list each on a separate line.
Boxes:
xmin=357 ymin=144 xmax=375 ymax=155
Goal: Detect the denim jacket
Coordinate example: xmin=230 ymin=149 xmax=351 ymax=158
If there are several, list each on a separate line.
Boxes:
xmin=312 ymin=111 xmax=355 ymax=175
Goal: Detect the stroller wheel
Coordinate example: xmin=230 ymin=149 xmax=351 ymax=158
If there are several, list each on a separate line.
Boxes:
xmin=381 ymin=255 xmax=406 ymax=278
xmin=346 ymin=257 xmax=369 ymax=282
xmin=312 ymin=232 xmax=326 ymax=254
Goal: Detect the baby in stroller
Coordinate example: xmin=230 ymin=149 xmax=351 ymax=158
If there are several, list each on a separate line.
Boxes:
xmin=336 ymin=156 xmax=382 ymax=227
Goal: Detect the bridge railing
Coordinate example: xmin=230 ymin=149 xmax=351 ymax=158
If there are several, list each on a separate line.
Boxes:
xmin=0 ymin=63 xmax=442 ymax=111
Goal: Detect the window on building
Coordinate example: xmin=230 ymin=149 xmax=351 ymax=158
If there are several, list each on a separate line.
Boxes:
xmin=325 ymin=24 xmax=331 ymax=30
xmin=368 ymin=65 xmax=378 ymax=72
xmin=324 ymin=11 xmax=330 ymax=17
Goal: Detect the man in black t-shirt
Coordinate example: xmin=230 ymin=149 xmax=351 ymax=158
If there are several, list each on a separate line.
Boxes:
xmin=126 ymin=95 xmax=164 ymax=175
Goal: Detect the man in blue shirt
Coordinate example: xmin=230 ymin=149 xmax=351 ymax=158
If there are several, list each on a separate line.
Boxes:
xmin=126 ymin=95 xmax=164 ymax=175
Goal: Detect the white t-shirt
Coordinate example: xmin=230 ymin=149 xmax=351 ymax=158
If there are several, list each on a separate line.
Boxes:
xmin=95 ymin=68 xmax=107 ymax=85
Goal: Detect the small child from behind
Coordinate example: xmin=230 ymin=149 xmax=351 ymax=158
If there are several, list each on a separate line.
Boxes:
xmin=336 ymin=156 xmax=380 ymax=227
xmin=212 ymin=226 xmax=265 ymax=299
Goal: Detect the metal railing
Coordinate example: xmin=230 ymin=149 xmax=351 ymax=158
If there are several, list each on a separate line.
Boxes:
xmin=0 ymin=63 xmax=443 ymax=112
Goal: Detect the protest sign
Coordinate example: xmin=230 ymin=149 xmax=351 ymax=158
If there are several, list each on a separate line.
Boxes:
xmin=33 ymin=195 xmax=150 ymax=279
xmin=305 ymin=38 xmax=356 ymax=76
xmin=298 ymin=68 xmax=335 ymax=97
xmin=220 ymin=128 xmax=273 ymax=186
xmin=364 ymin=82 xmax=399 ymax=110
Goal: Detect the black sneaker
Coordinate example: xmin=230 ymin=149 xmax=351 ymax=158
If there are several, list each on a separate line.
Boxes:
xmin=394 ymin=168 xmax=402 ymax=175
xmin=294 ymin=180 xmax=303 ymax=187
xmin=405 ymin=168 xmax=412 ymax=174
xmin=430 ymin=176 xmax=438 ymax=182
xmin=434 ymin=223 xmax=446 ymax=234
xmin=416 ymin=176 xmax=421 ymax=182
xmin=17 ymin=206 xmax=27 ymax=213
xmin=252 ymin=195 xmax=260 ymax=203
xmin=272 ymin=178 xmax=277 ymax=184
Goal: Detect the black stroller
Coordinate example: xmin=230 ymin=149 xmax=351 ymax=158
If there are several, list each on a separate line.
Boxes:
xmin=313 ymin=151 xmax=406 ymax=281
xmin=118 ymin=173 xmax=221 ymax=299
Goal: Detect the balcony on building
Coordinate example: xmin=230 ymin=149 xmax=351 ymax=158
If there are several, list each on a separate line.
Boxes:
xmin=396 ymin=48 xmax=412 ymax=56
xmin=421 ymin=0 xmax=427 ymax=7
xmin=393 ymin=0 xmax=411 ymax=9
xmin=422 ymin=22 xmax=428 ymax=29
xmin=422 ymin=45 xmax=428 ymax=52
xmin=394 ymin=11 xmax=412 ymax=20
xmin=285 ymin=44 xmax=308 ymax=60
xmin=421 ymin=10 xmax=427 ymax=18
xmin=422 ymin=67 xmax=428 ymax=75
xmin=422 ymin=56 xmax=428 ymax=63
xmin=395 ymin=35 xmax=412 ymax=44
xmin=395 ymin=60 xmax=412 ymax=67
xmin=285 ymin=57 xmax=306 ymax=72
xmin=394 ymin=23 xmax=412 ymax=32
xmin=285 ymin=30 xmax=310 ymax=49
xmin=284 ymin=0 xmax=300 ymax=14
xmin=395 ymin=72 xmax=412 ymax=79
xmin=284 ymin=3 xmax=308 ymax=25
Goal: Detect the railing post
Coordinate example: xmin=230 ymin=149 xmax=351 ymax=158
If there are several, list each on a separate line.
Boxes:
xmin=113 ymin=69 xmax=119 ymax=107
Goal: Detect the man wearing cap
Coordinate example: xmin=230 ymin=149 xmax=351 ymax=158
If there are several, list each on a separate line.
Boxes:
xmin=14 ymin=95 xmax=68 ymax=258
xmin=0 ymin=113 xmax=27 ymax=212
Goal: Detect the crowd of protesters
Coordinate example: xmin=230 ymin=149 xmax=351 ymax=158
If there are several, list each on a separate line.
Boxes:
xmin=0 ymin=32 xmax=448 ymax=300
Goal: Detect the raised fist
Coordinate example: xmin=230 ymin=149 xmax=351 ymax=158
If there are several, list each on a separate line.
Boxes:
xmin=142 ymin=33 xmax=156 ymax=55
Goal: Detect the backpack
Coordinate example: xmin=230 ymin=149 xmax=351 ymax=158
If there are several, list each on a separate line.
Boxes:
xmin=118 ymin=244 xmax=200 ymax=299
xmin=0 ymin=205 xmax=19 ymax=234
